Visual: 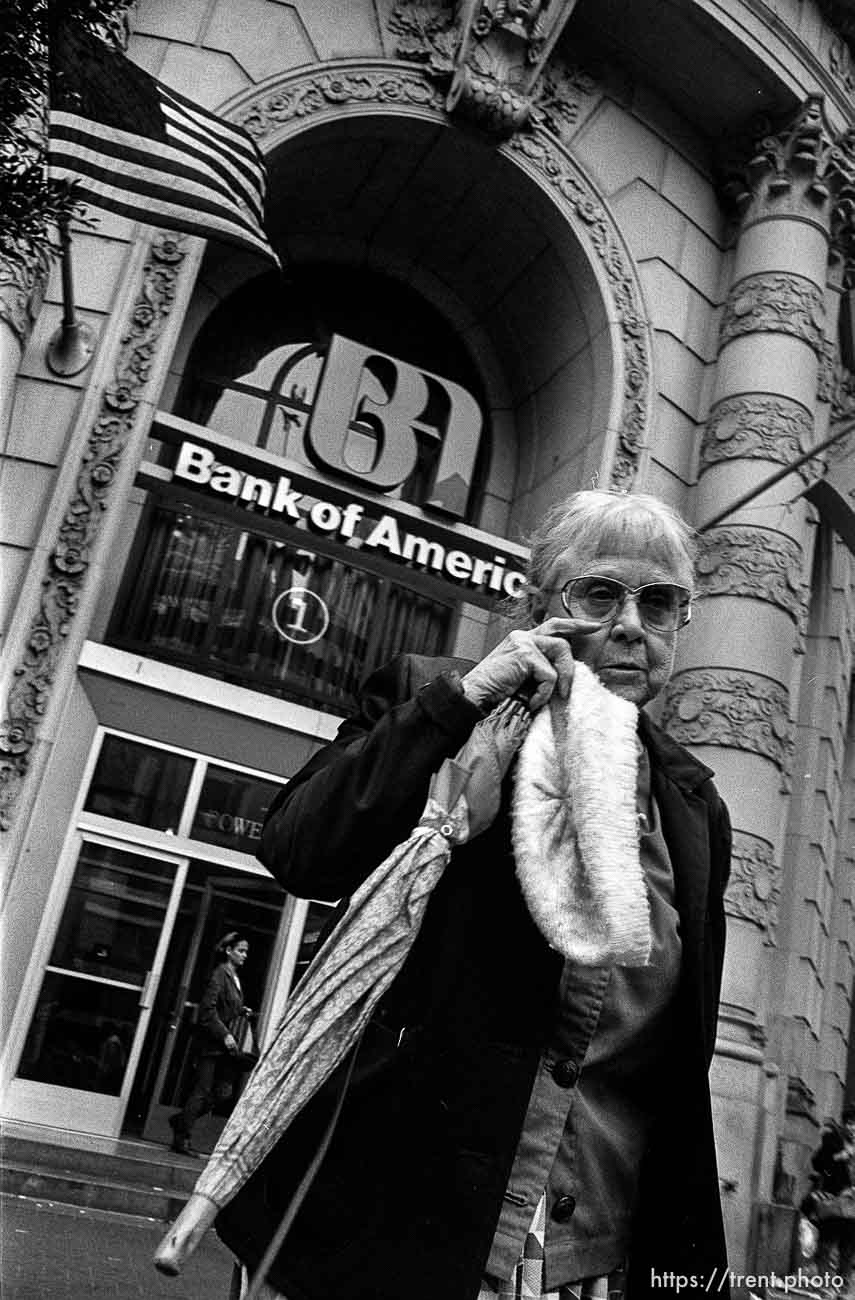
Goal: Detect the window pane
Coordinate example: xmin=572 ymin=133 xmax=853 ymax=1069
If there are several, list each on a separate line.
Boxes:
xmin=49 ymin=842 xmax=174 ymax=983
xmin=190 ymin=767 xmax=283 ymax=853
xmin=84 ymin=735 xmax=193 ymax=832
xmin=110 ymin=502 xmax=453 ymax=715
xmin=17 ymin=971 xmax=139 ymax=1095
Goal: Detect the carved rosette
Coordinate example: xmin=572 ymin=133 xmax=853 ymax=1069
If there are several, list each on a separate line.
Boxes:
xmin=726 ymin=830 xmax=780 ymax=942
xmin=0 ymin=242 xmax=51 ymax=347
xmin=237 ymin=63 xmax=649 ymax=490
xmin=660 ymin=669 xmax=794 ymax=773
xmin=0 ymin=235 xmax=187 ymax=832
xmin=719 ymin=273 xmax=826 ymax=358
xmin=696 ymin=527 xmax=806 ymax=623
xmin=699 ymin=394 xmax=818 ymax=481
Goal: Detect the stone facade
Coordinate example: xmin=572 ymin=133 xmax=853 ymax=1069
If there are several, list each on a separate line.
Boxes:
xmin=2 ymin=0 xmax=855 ymax=1277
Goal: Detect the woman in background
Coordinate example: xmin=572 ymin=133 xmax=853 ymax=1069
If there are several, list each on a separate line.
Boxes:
xmin=169 ymin=932 xmax=250 ymax=1156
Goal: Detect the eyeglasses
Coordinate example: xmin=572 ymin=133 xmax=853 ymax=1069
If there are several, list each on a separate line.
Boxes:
xmin=560 ymin=575 xmax=692 ymax=632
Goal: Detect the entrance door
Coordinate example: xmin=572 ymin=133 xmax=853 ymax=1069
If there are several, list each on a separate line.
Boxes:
xmin=129 ymin=862 xmax=285 ymax=1154
xmin=7 ymin=836 xmax=187 ymax=1135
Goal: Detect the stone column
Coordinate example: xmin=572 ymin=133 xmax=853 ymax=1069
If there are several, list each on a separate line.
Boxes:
xmin=660 ymin=96 xmax=853 ymax=1266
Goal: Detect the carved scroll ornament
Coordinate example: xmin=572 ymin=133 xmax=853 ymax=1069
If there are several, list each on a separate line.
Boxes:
xmin=696 ymin=527 xmax=806 ymax=623
xmin=726 ymin=830 xmax=780 ymax=942
xmin=719 ymin=273 xmax=826 ymax=358
xmin=0 ymin=235 xmax=188 ymax=831
xmin=660 ymin=669 xmax=794 ymax=773
xmin=699 ymin=394 xmax=816 ymax=480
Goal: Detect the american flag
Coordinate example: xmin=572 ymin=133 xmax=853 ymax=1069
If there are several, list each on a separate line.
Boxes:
xmin=48 ymin=22 xmax=280 ymax=266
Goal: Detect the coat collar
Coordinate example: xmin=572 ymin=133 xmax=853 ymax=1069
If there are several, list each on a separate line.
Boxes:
xmin=638 ymin=711 xmax=714 ymax=792
xmin=415 ymin=653 xmax=717 ymax=794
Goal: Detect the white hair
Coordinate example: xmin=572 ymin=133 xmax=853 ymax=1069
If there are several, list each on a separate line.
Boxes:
xmin=525 ymin=490 xmax=697 ymax=610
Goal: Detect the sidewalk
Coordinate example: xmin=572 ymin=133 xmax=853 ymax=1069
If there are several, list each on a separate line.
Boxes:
xmin=2 ymin=1194 xmax=237 ymax=1300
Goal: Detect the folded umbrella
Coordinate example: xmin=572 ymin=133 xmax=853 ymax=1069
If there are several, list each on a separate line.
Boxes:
xmin=154 ymin=697 xmax=530 ymax=1282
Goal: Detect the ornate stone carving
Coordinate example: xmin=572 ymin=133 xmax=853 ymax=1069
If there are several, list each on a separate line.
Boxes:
xmin=237 ymin=62 xmax=650 ymax=489
xmin=719 ymin=272 xmax=826 ymax=358
xmin=507 ymin=130 xmax=648 ymax=487
xmin=238 ymin=68 xmax=447 ymax=138
xmin=817 ymin=335 xmax=839 ymax=404
xmin=387 ymin=0 xmax=459 ymax=77
xmin=697 ymin=527 xmax=806 ymax=622
xmin=660 ymin=669 xmax=794 ymax=773
xmin=700 ymin=394 xmax=816 ymax=482
xmin=726 ymin=830 xmax=780 ymax=942
xmin=830 ymin=358 xmax=855 ymax=422
xmin=0 ymin=234 xmax=188 ymax=832
xmin=829 ymin=32 xmax=855 ymax=96
xmin=529 ymin=59 xmax=599 ymax=143
xmin=0 ymin=240 xmax=51 ymax=346
xmin=388 ymin=0 xmax=599 ymax=142
xmin=387 ymin=0 xmax=581 ymax=138
xmin=722 ymin=95 xmax=855 ymax=227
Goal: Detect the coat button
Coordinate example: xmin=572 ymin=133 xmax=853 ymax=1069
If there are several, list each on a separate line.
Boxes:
xmin=552 ymin=1194 xmax=577 ymax=1223
xmin=552 ymin=1059 xmax=579 ymax=1088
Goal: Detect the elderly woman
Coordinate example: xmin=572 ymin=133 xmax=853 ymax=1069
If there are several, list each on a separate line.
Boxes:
xmin=213 ymin=489 xmax=732 ymax=1300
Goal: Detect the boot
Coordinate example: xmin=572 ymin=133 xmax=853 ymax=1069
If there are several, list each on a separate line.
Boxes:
xmin=168 ymin=1112 xmax=196 ymax=1155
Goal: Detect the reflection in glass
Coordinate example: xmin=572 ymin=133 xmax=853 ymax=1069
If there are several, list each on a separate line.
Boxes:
xmin=190 ymin=767 xmax=282 ymax=854
xmin=16 ymin=842 xmax=176 ymax=1096
xmin=48 ymin=842 xmax=173 ymax=983
xmin=84 ymin=734 xmax=193 ymax=832
xmin=291 ymin=899 xmax=337 ymax=992
xmin=110 ymin=502 xmax=452 ymax=715
xmin=18 ymin=972 xmax=138 ymax=1095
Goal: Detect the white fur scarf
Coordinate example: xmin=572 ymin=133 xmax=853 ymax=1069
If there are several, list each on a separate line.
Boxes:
xmin=512 ymin=661 xmax=651 ymax=967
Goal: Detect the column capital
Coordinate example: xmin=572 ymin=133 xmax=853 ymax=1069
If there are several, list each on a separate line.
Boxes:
xmin=721 ymin=95 xmax=855 ymax=232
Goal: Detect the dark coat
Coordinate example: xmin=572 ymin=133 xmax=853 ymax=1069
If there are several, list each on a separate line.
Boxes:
xmin=216 ymin=654 xmax=732 ymax=1300
xmin=196 ymin=962 xmax=243 ymax=1056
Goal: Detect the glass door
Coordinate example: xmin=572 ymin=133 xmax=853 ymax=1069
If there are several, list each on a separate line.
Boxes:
xmin=129 ymin=862 xmax=285 ymax=1153
xmin=6 ymin=836 xmax=187 ymax=1135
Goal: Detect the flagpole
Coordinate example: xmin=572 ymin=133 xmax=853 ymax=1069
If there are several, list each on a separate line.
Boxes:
xmin=46 ymin=215 xmax=97 ymax=376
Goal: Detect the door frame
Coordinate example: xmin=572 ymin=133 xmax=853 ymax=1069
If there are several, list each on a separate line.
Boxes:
xmin=1 ymin=829 xmax=190 ymax=1136
xmin=140 ymin=872 xmax=291 ymax=1149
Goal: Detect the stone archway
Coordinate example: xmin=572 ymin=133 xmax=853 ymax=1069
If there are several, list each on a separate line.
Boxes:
xmin=220 ymin=59 xmax=654 ymax=494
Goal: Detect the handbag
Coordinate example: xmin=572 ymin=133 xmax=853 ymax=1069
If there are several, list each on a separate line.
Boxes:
xmin=814 ymin=1189 xmax=855 ymax=1221
xmin=232 ymin=1011 xmax=260 ymax=1069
